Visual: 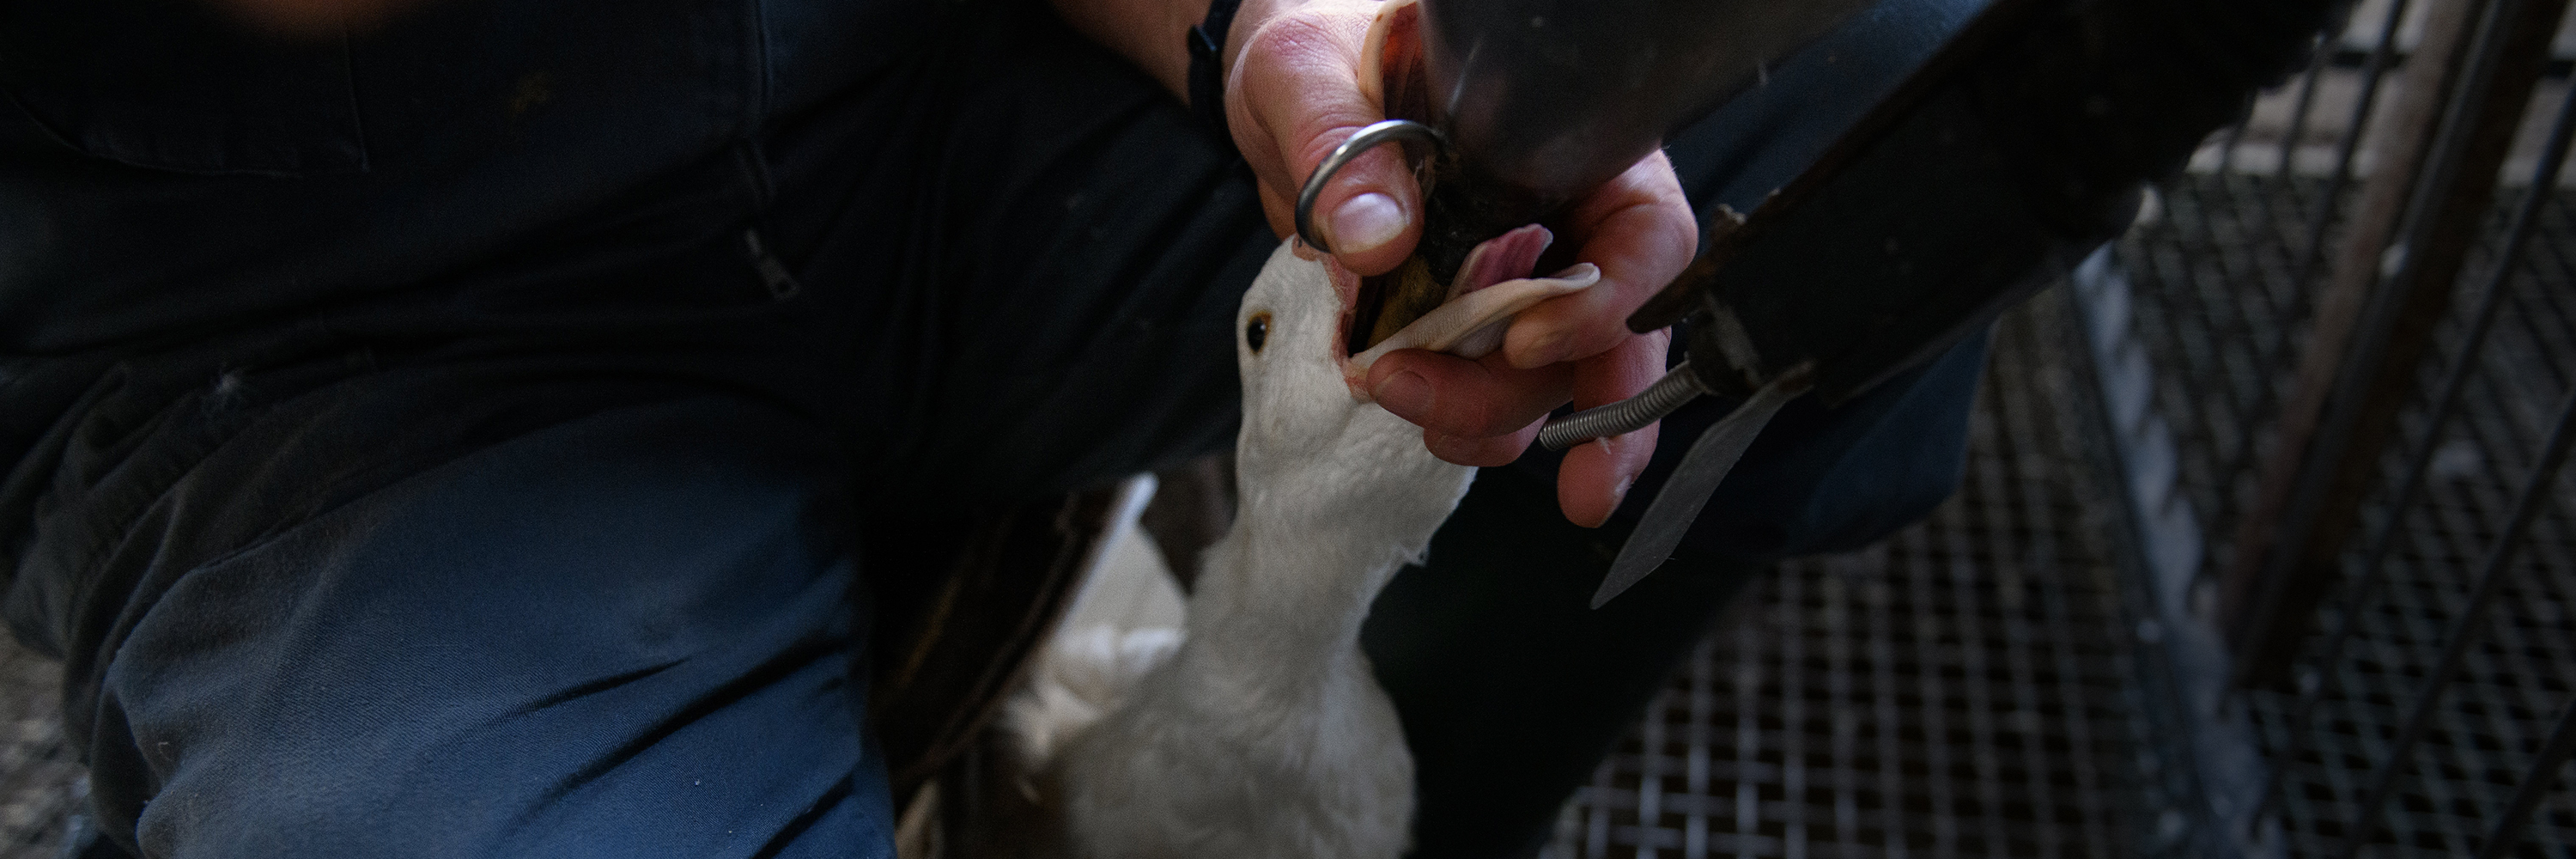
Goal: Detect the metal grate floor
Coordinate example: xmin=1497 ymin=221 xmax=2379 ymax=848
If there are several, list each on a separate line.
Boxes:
xmin=2114 ymin=172 xmax=2576 ymax=858
xmin=1543 ymin=302 xmax=2169 ymax=858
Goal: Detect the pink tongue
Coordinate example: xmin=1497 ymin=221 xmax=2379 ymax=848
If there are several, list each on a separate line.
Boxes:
xmin=1448 ymin=224 xmax=1554 ymax=299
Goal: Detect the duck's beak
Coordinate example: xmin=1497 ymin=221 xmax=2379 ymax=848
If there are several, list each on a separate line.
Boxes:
xmin=1344 ymin=226 xmax=1599 ymax=398
xmin=1346 ymin=224 xmax=1560 ymax=354
xmin=1347 ymin=264 xmax=1598 ymax=379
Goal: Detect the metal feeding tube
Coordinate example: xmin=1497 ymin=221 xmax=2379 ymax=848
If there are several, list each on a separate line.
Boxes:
xmin=1297 ymin=0 xmax=2359 ymax=609
xmin=1292 ymin=0 xmax=1874 ymax=444
xmin=1284 ymin=0 xmax=1885 ymax=606
xmin=1405 ymin=0 xmax=1877 ymax=278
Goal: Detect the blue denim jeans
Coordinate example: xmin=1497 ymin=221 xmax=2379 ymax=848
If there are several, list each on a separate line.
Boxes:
xmin=0 ymin=0 xmax=1988 ymax=855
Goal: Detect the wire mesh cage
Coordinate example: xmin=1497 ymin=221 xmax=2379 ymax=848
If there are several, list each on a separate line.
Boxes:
xmin=1539 ymin=302 xmax=2178 ymax=859
xmin=2112 ymin=0 xmax=2576 ymax=854
xmin=1550 ymin=1 xmax=2576 ymax=856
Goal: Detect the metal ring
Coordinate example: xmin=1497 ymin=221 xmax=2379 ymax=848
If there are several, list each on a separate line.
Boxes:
xmin=1293 ymin=119 xmax=1445 ymax=254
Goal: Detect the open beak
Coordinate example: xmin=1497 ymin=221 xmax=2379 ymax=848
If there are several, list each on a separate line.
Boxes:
xmin=1341 ymin=225 xmax=1600 ymax=398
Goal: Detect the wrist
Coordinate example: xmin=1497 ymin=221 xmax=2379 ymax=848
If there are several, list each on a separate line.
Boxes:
xmin=1218 ymin=0 xmax=1304 ymax=87
xmin=1196 ymin=0 xmax=1306 ymax=124
xmin=1187 ymin=0 xmax=1248 ymax=134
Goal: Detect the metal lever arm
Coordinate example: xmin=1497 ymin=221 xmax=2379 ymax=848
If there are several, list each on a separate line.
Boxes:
xmin=1590 ymin=366 xmax=1812 ymax=608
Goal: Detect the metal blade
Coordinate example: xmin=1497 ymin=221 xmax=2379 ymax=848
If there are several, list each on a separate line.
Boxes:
xmin=1590 ymin=369 xmax=1811 ymax=609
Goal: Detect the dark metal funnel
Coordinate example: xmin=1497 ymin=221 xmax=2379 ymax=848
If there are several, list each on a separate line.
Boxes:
xmin=1409 ymin=0 xmax=1874 ymax=277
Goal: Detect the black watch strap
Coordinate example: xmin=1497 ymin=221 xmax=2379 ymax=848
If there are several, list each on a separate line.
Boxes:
xmin=1187 ymin=0 xmax=1247 ymax=143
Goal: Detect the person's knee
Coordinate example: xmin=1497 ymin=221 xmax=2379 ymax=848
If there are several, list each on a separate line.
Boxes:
xmin=91 ymin=568 xmax=886 ymax=857
xmin=59 ymin=392 xmax=894 ymax=857
xmin=1672 ymin=327 xmax=1989 ymax=563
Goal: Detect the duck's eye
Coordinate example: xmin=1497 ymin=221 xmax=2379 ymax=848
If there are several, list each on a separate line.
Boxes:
xmin=1245 ymin=313 xmax=1271 ymax=354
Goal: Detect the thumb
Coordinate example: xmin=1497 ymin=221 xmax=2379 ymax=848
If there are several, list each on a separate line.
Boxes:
xmin=1227 ymin=1 xmax=1423 ymax=277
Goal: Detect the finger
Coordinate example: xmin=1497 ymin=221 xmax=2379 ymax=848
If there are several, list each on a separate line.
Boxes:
xmin=1425 ymin=422 xmax=1543 ymax=468
xmin=1365 ymin=348 xmax=1573 ymax=439
xmin=1557 ymin=430 xmax=1660 ymax=527
xmin=1503 ymin=152 xmax=1697 ymax=369
xmin=1553 ymin=331 xmax=1672 ymax=527
xmin=1229 ymin=3 xmax=1424 ymax=276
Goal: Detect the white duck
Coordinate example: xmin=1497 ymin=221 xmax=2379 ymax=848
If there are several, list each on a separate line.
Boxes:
xmin=1001 ymin=224 xmax=1596 ymax=858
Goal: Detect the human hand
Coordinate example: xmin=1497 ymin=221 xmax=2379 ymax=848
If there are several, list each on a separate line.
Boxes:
xmin=1221 ymin=0 xmax=1699 ymax=527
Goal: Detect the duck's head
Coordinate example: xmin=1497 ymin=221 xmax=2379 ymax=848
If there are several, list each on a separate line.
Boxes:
xmin=1230 ymin=225 xmax=1598 ymax=542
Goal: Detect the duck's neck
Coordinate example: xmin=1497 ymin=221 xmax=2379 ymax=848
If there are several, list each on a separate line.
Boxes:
xmin=1167 ymin=394 xmax=1474 ymax=696
xmin=1174 ymin=501 xmax=1417 ymax=691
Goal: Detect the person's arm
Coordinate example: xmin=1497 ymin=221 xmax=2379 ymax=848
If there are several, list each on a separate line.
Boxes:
xmin=201 ymin=0 xmax=411 ymax=34
xmin=1054 ymin=0 xmax=1698 ymax=528
xmin=1046 ymin=0 xmax=1224 ymax=103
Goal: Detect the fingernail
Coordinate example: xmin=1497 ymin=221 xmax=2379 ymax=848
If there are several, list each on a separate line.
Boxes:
xmin=1330 ymin=192 xmax=1406 ymax=254
xmin=1605 ymin=436 xmax=1641 ymax=494
xmin=1372 ymin=369 xmax=1433 ymax=417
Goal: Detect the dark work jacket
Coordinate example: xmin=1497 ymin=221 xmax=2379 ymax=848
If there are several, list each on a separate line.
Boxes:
xmin=0 ymin=0 xmax=983 ymax=649
xmin=0 ymin=0 xmax=969 ymax=553
xmin=0 ymin=0 xmax=934 ymax=354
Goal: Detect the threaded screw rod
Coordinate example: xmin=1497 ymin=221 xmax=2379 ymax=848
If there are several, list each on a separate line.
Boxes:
xmin=1539 ymin=361 xmax=1715 ymax=450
